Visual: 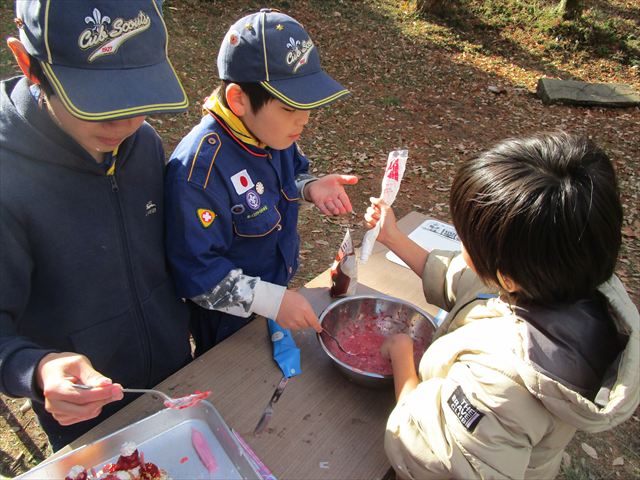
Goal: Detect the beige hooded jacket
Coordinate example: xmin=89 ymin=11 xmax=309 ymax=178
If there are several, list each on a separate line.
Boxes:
xmin=385 ymin=251 xmax=639 ymax=480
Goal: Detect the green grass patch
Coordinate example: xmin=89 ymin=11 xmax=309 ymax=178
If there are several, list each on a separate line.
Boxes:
xmin=379 ymin=96 xmax=402 ymax=106
xmin=414 ymin=0 xmax=639 ymax=64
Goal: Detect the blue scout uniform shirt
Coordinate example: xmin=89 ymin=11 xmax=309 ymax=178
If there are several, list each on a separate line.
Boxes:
xmin=165 ymin=111 xmax=306 ymax=299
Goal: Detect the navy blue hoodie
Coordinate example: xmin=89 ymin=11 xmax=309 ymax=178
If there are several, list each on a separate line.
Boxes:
xmin=0 ymin=77 xmax=191 ymax=449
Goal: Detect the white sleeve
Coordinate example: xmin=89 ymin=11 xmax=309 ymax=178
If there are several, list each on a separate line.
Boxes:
xmin=190 ymin=269 xmax=285 ymax=319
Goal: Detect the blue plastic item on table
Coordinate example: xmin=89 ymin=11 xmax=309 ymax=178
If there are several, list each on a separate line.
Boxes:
xmin=267 ymin=318 xmax=301 ymax=378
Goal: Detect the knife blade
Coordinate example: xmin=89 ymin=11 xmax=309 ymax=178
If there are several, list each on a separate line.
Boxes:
xmin=253 ymin=376 xmax=289 ymax=435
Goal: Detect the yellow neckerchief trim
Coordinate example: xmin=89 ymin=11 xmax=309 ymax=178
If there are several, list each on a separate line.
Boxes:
xmin=106 ymin=145 xmax=119 ymax=176
xmin=203 ymin=94 xmax=265 ymax=148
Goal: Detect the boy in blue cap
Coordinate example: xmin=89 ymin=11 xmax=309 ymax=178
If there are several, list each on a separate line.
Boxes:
xmin=0 ymin=0 xmax=191 ymax=450
xmin=165 ymin=9 xmax=358 ymax=354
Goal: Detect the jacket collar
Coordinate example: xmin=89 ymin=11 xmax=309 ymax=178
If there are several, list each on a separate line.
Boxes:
xmin=203 ymin=93 xmax=268 ymax=158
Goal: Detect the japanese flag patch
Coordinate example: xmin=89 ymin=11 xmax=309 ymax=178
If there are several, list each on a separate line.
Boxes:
xmin=197 ymin=208 xmax=216 ymax=228
xmin=447 ymin=386 xmax=484 ymax=433
xmin=230 ymin=169 xmax=254 ymax=195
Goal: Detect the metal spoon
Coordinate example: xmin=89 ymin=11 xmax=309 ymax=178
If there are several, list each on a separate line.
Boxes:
xmin=71 ymin=383 xmax=210 ymax=409
xmin=320 ymin=328 xmax=356 ymax=356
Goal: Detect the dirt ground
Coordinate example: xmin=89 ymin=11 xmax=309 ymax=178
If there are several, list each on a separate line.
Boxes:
xmin=1 ymin=0 xmax=638 ymax=477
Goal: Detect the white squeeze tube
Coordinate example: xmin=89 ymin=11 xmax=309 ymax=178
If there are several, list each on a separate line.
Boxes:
xmin=359 ymin=149 xmax=408 ymax=263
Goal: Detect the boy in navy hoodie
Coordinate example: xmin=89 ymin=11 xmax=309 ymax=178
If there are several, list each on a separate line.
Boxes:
xmin=0 ymin=0 xmax=191 ymax=450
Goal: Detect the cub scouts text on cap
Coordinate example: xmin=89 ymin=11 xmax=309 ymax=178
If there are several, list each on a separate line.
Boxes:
xmin=16 ymin=0 xmax=188 ymax=120
xmin=217 ymin=9 xmax=349 ymax=110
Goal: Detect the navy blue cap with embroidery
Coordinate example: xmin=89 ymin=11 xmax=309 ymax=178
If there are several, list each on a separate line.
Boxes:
xmin=217 ymin=9 xmax=349 ymax=110
xmin=16 ymin=0 xmax=188 ymax=121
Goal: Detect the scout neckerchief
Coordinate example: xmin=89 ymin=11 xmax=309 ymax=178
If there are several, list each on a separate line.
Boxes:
xmin=104 ymin=145 xmax=118 ymax=175
xmin=203 ymin=93 xmax=266 ymax=149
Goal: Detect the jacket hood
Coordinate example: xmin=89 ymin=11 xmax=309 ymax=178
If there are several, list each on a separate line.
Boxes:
xmin=1 ymin=76 xmax=121 ymax=172
xmin=518 ymin=275 xmax=639 ymax=433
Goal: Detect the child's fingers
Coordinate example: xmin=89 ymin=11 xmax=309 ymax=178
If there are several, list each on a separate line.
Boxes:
xmin=364 ymin=205 xmax=380 ymax=221
xmin=316 ymin=202 xmax=331 ymax=216
xmin=325 ymin=200 xmax=338 ymax=214
xmin=337 ymin=174 xmax=359 ymax=185
xmin=338 ymin=192 xmax=353 ymax=213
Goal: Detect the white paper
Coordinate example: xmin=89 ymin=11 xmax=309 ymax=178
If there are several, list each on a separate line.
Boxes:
xmin=386 ymin=219 xmax=461 ymax=268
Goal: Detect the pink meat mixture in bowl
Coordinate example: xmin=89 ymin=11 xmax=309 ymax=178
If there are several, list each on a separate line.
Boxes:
xmin=319 ymin=295 xmax=435 ymax=382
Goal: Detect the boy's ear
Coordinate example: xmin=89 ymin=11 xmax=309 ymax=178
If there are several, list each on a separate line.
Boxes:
xmin=496 ymin=270 xmax=518 ymax=293
xmin=7 ymin=37 xmax=40 ymax=85
xmin=225 ymin=83 xmax=248 ymax=117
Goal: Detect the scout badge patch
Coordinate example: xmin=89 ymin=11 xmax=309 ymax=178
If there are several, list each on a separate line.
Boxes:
xmin=197 ymin=209 xmax=216 ymax=228
xmin=231 ymin=169 xmax=254 ymax=195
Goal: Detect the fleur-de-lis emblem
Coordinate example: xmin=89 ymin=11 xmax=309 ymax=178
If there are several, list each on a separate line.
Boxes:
xmin=286 ymin=37 xmax=300 ymax=52
xmin=84 ymin=8 xmax=111 ymax=31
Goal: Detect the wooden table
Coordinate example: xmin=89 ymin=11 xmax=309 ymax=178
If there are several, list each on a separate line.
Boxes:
xmin=54 ymin=212 xmax=435 ymax=479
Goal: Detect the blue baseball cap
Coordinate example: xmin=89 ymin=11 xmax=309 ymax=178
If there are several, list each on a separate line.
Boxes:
xmin=217 ymin=9 xmax=349 ymax=110
xmin=16 ymin=0 xmax=189 ymax=121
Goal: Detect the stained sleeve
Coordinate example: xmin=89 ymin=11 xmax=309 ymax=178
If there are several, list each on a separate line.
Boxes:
xmin=191 ymin=269 xmax=286 ymax=320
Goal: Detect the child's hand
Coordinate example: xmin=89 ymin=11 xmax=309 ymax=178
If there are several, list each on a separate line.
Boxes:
xmin=36 ymin=352 xmax=124 ymax=426
xmin=306 ymin=174 xmax=358 ymax=215
xmin=276 ymin=290 xmax=322 ymax=332
xmin=364 ymin=197 xmax=400 ymax=245
xmin=381 ymin=333 xmax=414 ymax=360
xmin=381 ymin=334 xmax=419 ymax=402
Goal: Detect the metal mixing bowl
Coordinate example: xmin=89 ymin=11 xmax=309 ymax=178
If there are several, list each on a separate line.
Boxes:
xmin=317 ymin=295 xmax=436 ymax=388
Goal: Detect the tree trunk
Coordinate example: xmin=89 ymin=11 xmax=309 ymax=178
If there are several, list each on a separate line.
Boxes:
xmin=558 ymin=0 xmax=583 ymax=20
xmin=415 ymin=0 xmax=446 ymax=15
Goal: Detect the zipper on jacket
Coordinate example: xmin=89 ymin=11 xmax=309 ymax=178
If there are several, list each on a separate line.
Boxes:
xmin=106 ymin=172 xmax=153 ymax=385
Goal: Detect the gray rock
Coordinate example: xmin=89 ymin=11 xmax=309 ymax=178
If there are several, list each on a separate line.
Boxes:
xmin=536 ymin=78 xmax=640 ymax=107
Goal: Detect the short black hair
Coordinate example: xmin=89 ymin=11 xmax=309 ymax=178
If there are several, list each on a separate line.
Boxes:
xmin=450 ymin=131 xmax=622 ymax=304
xmin=217 ymin=80 xmax=275 ymax=113
xmin=27 ymin=55 xmax=54 ymax=97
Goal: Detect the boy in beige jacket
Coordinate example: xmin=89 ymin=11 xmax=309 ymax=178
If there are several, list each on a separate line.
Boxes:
xmin=365 ymin=132 xmax=639 ymax=479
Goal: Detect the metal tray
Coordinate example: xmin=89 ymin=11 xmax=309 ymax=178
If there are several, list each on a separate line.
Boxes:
xmin=17 ymin=401 xmax=262 ymax=479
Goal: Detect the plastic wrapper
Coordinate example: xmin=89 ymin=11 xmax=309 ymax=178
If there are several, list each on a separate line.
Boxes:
xmin=267 ymin=319 xmax=300 ymax=378
xmin=360 ymin=150 xmax=408 ymax=263
xmin=330 ymin=229 xmax=357 ymax=297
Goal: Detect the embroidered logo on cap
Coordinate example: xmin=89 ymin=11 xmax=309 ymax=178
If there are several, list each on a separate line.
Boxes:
xmin=286 ymin=37 xmax=314 ymax=73
xmin=447 ymin=386 xmax=484 ymax=433
xmin=79 ymin=8 xmax=152 ymax=62
xmin=230 ymin=169 xmax=254 ymax=195
xmin=197 ymin=208 xmax=216 ymax=228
